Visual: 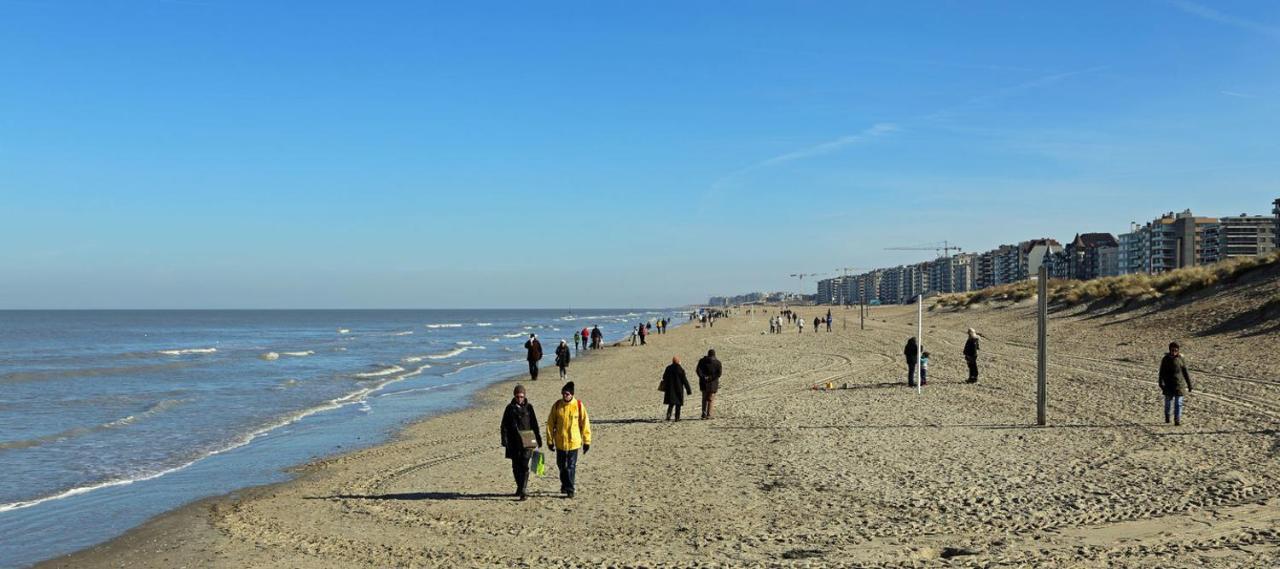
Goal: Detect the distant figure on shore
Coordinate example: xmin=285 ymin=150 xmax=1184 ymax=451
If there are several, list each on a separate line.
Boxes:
xmin=660 ymin=356 xmax=693 ymax=421
xmin=696 ymin=349 xmax=722 ymax=420
xmin=581 ymin=327 xmax=590 ymax=350
xmin=813 ymin=317 xmax=820 ymax=334
xmin=546 ymin=381 xmax=591 ymax=498
xmin=768 ymin=317 xmax=776 ymax=334
xmin=499 ymin=384 xmax=542 ymax=501
xmin=573 ymin=330 xmax=581 ymax=354
xmin=775 ymin=315 xmax=782 ymax=334
xmin=904 ymin=337 xmax=919 ymax=387
xmin=525 ymin=334 xmax=543 ymax=381
xmin=639 ymin=322 xmax=648 ymax=345
xmin=591 ymin=325 xmax=603 ymax=349
xmin=555 ymin=340 xmax=571 ymax=380
xmin=1159 ymin=342 xmax=1193 ymax=426
xmin=630 ymin=326 xmax=638 ymax=346
xmin=919 ymin=351 xmax=930 ymax=386
xmin=798 ymin=318 xmax=805 ymax=334
xmin=826 ymin=309 xmax=832 ymax=332
xmin=963 ymin=329 xmax=980 ymax=384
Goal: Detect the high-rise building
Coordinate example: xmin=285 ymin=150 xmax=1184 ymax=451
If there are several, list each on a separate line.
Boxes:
xmin=1203 ymin=214 xmax=1276 ymax=262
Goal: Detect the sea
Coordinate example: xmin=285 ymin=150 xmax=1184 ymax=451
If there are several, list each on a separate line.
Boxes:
xmin=0 ymin=309 xmax=679 ymax=568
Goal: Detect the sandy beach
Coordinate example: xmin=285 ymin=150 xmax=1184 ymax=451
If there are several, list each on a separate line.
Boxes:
xmin=41 ymin=281 xmax=1280 ymax=567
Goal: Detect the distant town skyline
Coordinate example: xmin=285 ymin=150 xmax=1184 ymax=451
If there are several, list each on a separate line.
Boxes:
xmin=2 ymin=1 xmax=1278 ymax=308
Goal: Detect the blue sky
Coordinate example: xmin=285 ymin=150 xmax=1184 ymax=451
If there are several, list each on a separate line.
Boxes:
xmin=1 ymin=0 xmax=1277 ymax=308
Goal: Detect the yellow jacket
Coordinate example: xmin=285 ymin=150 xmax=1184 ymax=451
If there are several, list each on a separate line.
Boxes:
xmin=546 ymin=397 xmax=592 ymax=451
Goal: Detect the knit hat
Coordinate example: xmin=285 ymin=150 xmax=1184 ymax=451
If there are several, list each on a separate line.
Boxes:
xmin=562 ymin=381 xmax=575 ymax=395
xmin=707 ymin=349 xmax=716 ymax=357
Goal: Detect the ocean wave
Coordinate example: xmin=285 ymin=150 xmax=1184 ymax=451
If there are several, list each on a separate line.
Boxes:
xmin=260 ymin=352 xmax=280 ymax=361
xmin=281 ymin=351 xmax=314 ymax=357
xmin=0 ymin=365 xmax=431 ymax=515
xmin=425 ymin=323 xmax=463 ymax=329
xmin=338 ymin=329 xmax=350 ymax=334
xmin=392 ymin=331 xmax=414 ymax=336
xmin=502 ymin=333 xmax=524 ymax=338
xmin=376 ymin=380 xmax=466 ymax=399
xmin=156 ymin=348 xmax=217 ymax=356
xmin=353 ymin=365 xmax=405 ymax=378
xmin=427 ymin=348 xmax=468 ymax=360
xmin=475 ymin=322 xmax=492 ymax=327
xmin=455 ymin=341 xmax=473 ymax=346
xmin=0 ymin=399 xmax=187 ymax=452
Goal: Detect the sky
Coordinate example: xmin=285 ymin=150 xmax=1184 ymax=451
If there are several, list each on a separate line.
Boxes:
xmin=1 ymin=0 xmax=1277 ymax=308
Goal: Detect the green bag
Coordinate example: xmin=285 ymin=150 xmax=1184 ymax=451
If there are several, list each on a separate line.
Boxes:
xmin=530 ymin=449 xmax=546 ymax=477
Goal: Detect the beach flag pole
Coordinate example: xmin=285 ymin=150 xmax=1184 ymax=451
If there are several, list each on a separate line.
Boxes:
xmin=1037 ymin=264 xmax=1048 ymax=425
xmin=916 ymin=293 xmax=923 ymax=394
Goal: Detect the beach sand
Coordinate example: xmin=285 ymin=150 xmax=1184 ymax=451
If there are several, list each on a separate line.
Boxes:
xmin=41 ymin=294 xmax=1280 ymax=567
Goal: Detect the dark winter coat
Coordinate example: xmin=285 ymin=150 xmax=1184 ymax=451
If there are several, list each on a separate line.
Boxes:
xmin=1158 ymin=354 xmax=1193 ymax=396
xmin=525 ymin=339 xmax=543 ymax=362
xmin=696 ymin=355 xmax=723 ymax=393
xmin=963 ymin=337 xmax=979 ymax=360
xmin=555 ymin=345 xmax=570 ymax=368
xmin=904 ymin=338 xmax=919 ymax=364
xmin=500 ymin=398 xmax=542 ymax=459
xmin=661 ymin=363 xmax=693 ymax=405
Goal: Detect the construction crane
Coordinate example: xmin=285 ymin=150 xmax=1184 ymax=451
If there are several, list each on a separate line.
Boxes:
xmin=885 ymin=240 xmax=965 ymax=258
xmin=788 ymin=273 xmax=821 ymax=295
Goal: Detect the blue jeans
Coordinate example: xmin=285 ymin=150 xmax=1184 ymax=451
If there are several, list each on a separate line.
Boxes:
xmin=556 ymin=449 xmax=579 ymax=494
xmin=1164 ymin=395 xmax=1184 ymax=420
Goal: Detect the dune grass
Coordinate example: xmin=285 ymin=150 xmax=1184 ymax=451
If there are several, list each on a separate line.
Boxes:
xmin=936 ymin=252 xmax=1280 ymax=309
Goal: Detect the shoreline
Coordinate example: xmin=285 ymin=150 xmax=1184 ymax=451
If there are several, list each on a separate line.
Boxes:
xmin=37 ymin=303 xmax=1280 ymax=567
xmin=30 ymin=323 xmax=650 ymax=568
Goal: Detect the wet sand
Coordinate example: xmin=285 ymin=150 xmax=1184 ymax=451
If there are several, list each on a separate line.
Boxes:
xmin=42 ymin=293 xmax=1280 ymax=567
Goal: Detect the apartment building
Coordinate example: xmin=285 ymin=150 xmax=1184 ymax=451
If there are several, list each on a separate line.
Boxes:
xmin=1062 ymin=233 xmax=1120 ymax=280
xmin=1203 ymin=214 xmax=1277 ymax=262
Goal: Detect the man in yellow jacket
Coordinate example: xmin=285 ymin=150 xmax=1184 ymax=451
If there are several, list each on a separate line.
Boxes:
xmin=546 ymin=381 xmax=591 ymax=498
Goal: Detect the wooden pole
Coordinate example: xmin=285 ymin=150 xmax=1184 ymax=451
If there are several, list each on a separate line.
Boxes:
xmin=916 ymin=293 xmax=923 ymax=394
xmin=1037 ymin=264 xmax=1048 ymax=425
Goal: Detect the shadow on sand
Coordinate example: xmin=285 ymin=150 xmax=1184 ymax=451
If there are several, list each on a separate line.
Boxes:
xmin=306 ymin=492 xmax=527 ymax=502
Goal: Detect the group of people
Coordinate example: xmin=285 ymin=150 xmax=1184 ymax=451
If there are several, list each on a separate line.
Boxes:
xmin=901 ymin=328 xmax=982 ymax=387
xmin=629 ymin=319 xmax=669 ymax=346
xmin=898 ymin=329 xmax=1195 ymax=426
xmin=499 ymin=347 xmax=723 ymax=501
xmin=572 ymin=326 xmax=605 ymax=353
xmin=499 ymin=381 xmax=592 ymax=500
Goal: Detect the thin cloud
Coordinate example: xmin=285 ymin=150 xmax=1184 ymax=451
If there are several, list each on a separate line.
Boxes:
xmin=1220 ymin=90 xmax=1256 ymax=98
xmin=711 ymin=123 xmax=899 ymax=191
xmin=1168 ymin=0 xmax=1280 ymax=39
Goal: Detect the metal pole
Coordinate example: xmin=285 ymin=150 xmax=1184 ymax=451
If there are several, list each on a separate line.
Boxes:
xmin=860 ymin=283 xmax=865 ymax=330
xmin=1037 ymin=264 xmax=1048 ymax=425
xmin=917 ymin=293 xmax=923 ymax=395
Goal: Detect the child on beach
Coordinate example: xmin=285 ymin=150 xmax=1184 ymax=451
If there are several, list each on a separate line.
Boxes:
xmin=919 ymin=351 xmax=929 ymax=386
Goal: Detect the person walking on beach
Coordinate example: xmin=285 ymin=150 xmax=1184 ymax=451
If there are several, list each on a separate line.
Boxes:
xmin=525 ymin=334 xmax=543 ymax=381
xmin=555 ymin=340 xmax=571 ymax=380
xmin=660 ymin=356 xmax=693 ymax=421
xmin=826 ymin=309 xmax=832 ymax=332
xmin=919 ymin=351 xmax=930 ymax=386
xmin=798 ymin=317 xmax=805 ymax=334
xmin=499 ymin=384 xmax=542 ymax=500
xmin=546 ymin=381 xmax=591 ymax=498
xmin=573 ymin=330 xmax=581 ymax=354
xmin=630 ymin=326 xmax=638 ymax=346
xmin=591 ymin=325 xmax=603 ymax=349
xmin=963 ymin=328 xmax=980 ymax=384
xmin=696 ymin=349 xmax=722 ymax=420
xmin=1159 ymin=342 xmax=1194 ymax=426
xmin=813 ymin=316 xmax=820 ymax=334
xmin=581 ymin=327 xmax=590 ymax=350
xmin=904 ymin=337 xmax=919 ymax=387
xmin=639 ymin=322 xmax=648 ymax=345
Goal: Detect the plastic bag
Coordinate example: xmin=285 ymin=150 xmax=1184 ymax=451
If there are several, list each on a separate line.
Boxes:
xmin=529 ymin=449 xmax=546 ymax=477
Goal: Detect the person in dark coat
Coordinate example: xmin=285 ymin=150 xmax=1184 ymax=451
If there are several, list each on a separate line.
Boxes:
xmin=499 ymin=384 xmax=542 ymax=500
xmin=590 ymin=326 xmax=603 ymax=349
xmin=696 ymin=349 xmax=723 ymax=419
xmin=661 ymin=356 xmax=693 ymax=421
xmin=963 ymin=328 xmax=980 ymax=383
xmin=1158 ymin=342 xmax=1194 ymax=425
xmin=555 ymin=340 xmax=571 ymax=380
xmin=904 ymin=337 xmax=919 ymax=387
xmin=524 ymin=334 xmax=543 ymax=381
xmin=638 ymin=322 xmax=647 ymax=345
